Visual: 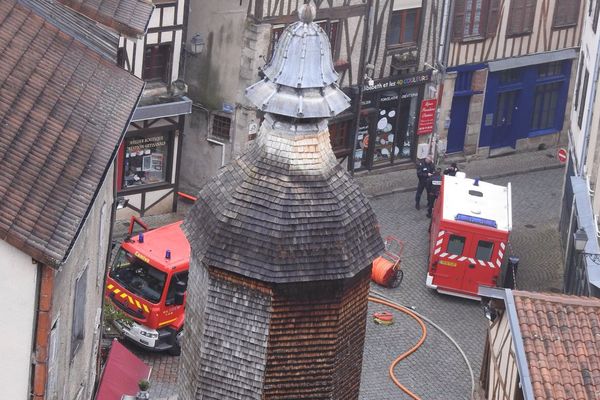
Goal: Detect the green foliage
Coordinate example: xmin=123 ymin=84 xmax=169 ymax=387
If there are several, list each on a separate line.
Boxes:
xmin=103 ymin=301 xmax=133 ymax=335
xmin=138 ymin=379 xmax=151 ymax=391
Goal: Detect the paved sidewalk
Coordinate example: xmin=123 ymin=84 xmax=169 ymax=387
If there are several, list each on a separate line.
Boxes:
xmin=354 ymin=148 xmax=564 ymax=198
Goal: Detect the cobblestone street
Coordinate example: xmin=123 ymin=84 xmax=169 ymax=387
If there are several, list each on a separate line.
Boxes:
xmin=112 ymin=164 xmax=565 ymax=400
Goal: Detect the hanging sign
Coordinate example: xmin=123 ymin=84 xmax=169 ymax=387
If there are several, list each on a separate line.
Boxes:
xmin=417 ymin=99 xmax=437 ymax=135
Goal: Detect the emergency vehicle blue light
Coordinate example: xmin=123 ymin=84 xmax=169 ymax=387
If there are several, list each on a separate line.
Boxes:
xmin=455 ymin=213 xmax=497 ymax=228
xmin=138 ymin=232 xmax=144 ymax=243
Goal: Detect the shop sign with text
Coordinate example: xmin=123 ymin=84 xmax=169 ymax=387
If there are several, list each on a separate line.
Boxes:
xmin=417 ymin=99 xmax=437 ymax=135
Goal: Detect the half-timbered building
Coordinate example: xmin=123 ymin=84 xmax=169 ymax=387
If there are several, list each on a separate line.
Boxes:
xmin=116 ymin=0 xmax=192 ymax=217
xmin=479 ymin=287 xmax=600 ymax=400
xmin=560 ymin=0 xmax=600 ymax=297
xmin=180 ymin=0 xmax=445 ymax=187
xmin=438 ymin=0 xmax=583 ymax=158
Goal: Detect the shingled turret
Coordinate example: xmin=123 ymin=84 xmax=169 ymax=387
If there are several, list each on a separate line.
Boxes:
xmin=179 ymin=3 xmax=384 ymax=399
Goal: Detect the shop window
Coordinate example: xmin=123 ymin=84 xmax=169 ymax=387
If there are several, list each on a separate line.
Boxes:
xmin=329 ymin=118 xmax=352 ymax=157
xmin=452 ymin=0 xmax=500 ymax=41
xmin=211 ymin=115 xmax=231 ymax=141
xmin=578 ymin=69 xmax=590 ymax=128
xmin=537 ymin=62 xmax=562 ymax=78
xmin=71 ymin=267 xmax=87 ymax=361
xmin=142 ymin=42 xmax=172 ymax=83
xmin=387 ymin=8 xmax=421 ymax=47
xmin=475 ymin=241 xmax=494 ymax=261
xmin=123 ymin=131 xmax=171 ymax=188
xmin=498 ymin=69 xmax=520 ymax=84
xmin=507 ymin=0 xmax=537 ymax=36
xmin=553 ymin=0 xmax=580 ymax=28
xmin=447 ymin=235 xmax=466 ymax=255
xmin=531 ymin=82 xmax=561 ymax=131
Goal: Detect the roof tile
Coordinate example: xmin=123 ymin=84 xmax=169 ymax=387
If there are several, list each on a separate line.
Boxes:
xmin=0 ymin=0 xmax=143 ymax=266
xmin=514 ymin=291 xmax=600 ymax=400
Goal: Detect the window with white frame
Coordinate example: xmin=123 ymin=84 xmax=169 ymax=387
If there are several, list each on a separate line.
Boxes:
xmin=71 ymin=267 xmax=87 ymax=361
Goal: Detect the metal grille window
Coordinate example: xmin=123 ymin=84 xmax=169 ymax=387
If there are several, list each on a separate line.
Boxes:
xmin=212 ymin=115 xmax=231 ymax=140
xmin=71 ymin=267 xmax=87 ymax=361
xmin=507 ymin=0 xmax=537 ymax=36
xmin=476 ymin=241 xmax=494 ymax=261
xmin=531 ymin=82 xmax=561 ymax=131
xmin=447 ymin=235 xmax=466 ymax=255
xmin=387 ymin=8 xmax=421 ymax=47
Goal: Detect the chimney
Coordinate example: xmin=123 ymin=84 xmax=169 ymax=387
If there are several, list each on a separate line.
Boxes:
xmin=179 ymin=3 xmax=384 ymax=399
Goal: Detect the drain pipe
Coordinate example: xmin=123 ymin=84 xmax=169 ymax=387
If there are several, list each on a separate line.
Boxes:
xmin=579 ymin=30 xmax=600 ymax=176
xmin=437 ymin=0 xmax=452 ymax=70
xmin=207 ymin=137 xmax=226 ymax=167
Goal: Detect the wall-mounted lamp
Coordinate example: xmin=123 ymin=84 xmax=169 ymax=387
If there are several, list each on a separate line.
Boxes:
xmin=574 ymin=227 xmax=600 ymax=263
xmin=188 ymin=33 xmax=205 ymax=55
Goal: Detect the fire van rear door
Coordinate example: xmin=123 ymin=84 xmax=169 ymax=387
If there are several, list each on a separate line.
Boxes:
xmin=431 ymin=232 xmax=471 ymax=291
xmin=462 ymin=236 xmax=504 ymax=295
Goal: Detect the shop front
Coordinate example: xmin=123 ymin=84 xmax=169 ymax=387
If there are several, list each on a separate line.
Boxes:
xmin=116 ymin=96 xmax=191 ymax=217
xmin=353 ymin=71 xmax=430 ymax=171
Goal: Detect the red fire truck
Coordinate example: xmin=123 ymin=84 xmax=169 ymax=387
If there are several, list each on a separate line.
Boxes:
xmin=105 ymin=219 xmax=189 ymax=355
xmin=426 ymin=173 xmax=512 ymax=300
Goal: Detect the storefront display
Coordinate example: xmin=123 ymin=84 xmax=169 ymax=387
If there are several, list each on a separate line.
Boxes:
xmin=122 ymin=131 xmax=171 ymax=188
xmin=354 ymin=87 xmax=420 ymax=171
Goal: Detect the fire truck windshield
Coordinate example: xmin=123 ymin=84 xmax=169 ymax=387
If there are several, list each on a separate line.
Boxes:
xmin=109 ymin=248 xmax=167 ymax=303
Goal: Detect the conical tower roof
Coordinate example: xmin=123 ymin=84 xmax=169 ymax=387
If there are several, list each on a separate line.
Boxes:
xmin=183 ymin=2 xmax=383 ymax=284
xmin=245 ymin=2 xmax=350 ymax=118
xmin=183 ymin=116 xmax=383 ymax=283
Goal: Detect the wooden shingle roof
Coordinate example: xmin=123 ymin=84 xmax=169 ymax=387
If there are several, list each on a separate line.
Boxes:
xmin=513 ymin=291 xmax=600 ymax=400
xmin=184 ymin=116 xmax=384 ymax=284
xmin=0 ymin=0 xmax=144 ymax=267
xmin=56 ymin=0 xmax=153 ymax=38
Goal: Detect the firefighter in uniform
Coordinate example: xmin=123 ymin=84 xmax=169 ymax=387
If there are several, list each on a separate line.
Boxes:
xmin=426 ymin=168 xmax=442 ymax=218
xmin=443 ymin=162 xmax=459 ymax=177
xmin=415 ymin=155 xmax=434 ymax=210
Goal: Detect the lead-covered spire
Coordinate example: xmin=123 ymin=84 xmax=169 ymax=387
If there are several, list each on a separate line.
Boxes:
xmin=245 ymin=2 xmax=350 ymax=118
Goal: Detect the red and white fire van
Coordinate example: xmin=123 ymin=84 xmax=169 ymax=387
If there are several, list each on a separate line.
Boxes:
xmin=426 ymin=173 xmax=512 ymax=300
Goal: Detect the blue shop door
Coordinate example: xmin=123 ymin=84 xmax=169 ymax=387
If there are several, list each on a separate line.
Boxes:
xmin=447 ymin=95 xmax=470 ymax=153
xmin=491 ymin=90 xmax=520 ymax=149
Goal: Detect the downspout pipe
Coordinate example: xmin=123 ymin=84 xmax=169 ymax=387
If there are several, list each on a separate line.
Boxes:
xmin=579 ymin=25 xmax=600 ymax=175
xmin=437 ymin=0 xmax=452 ymax=70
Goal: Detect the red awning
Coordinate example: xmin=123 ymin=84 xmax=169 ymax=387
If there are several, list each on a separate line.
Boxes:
xmin=96 ymin=340 xmax=152 ymax=400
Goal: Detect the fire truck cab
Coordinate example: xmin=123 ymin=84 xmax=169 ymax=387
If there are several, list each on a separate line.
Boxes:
xmin=426 ymin=173 xmax=512 ymax=300
xmin=105 ymin=220 xmax=189 ymax=355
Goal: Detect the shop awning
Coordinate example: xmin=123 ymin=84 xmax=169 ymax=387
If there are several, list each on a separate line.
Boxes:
xmin=131 ymin=96 xmax=192 ymax=122
xmin=95 ymin=340 xmax=151 ymax=400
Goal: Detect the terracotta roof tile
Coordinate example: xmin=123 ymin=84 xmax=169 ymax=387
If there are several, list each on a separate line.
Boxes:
xmin=56 ymin=0 xmax=153 ymax=37
xmin=0 ymin=0 xmax=144 ymax=266
xmin=513 ymin=291 xmax=600 ymax=400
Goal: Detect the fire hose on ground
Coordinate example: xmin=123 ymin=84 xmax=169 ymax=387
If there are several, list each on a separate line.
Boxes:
xmin=368 ymin=290 xmax=475 ymax=400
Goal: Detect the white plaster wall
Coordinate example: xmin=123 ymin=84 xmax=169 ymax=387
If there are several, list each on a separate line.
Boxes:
xmin=0 ymin=242 xmax=37 ymax=399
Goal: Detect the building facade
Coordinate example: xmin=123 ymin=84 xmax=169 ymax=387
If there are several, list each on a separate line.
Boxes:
xmin=438 ymin=0 xmax=583 ymax=159
xmin=180 ymin=0 xmax=445 ymax=189
xmin=560 ymin=0 xmax=600 ymax=296
xmin=116 ymin=0 xmax=192 ymax=217
xmin=0 ymin=0 xmax=146 ymax=398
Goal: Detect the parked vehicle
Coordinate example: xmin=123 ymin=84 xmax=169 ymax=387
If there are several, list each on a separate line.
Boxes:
xmin=426 ymin=173 xmax=512 ymax=300
xmin=105 ymin=218 xmax=189 ymax=355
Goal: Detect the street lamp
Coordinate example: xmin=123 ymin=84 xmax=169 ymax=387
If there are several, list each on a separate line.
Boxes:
xmin=188 ymin=33 xmax=205 ymax=56
xmin=573 ymin=227 xmax=600 ymax=263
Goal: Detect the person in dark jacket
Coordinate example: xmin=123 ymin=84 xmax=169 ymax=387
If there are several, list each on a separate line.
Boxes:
xmin=426 ymin=168 xmax=442 ymax=218
xmin=415 ymin=155 xmax=434 ymax=210
xmin=443 ymin=162 xmax=459 ymax=177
